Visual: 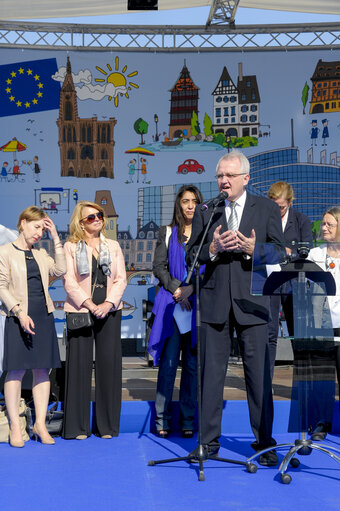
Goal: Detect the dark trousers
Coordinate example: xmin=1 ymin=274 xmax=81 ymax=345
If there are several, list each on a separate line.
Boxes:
xmin=200 ymin=312 xmax=275 ymax=451
xmin=155 ymin=322 xmax=197 ymax=432
xmin=63 ymin=311 xmax=122 ymax=439
xmin=268 ymin=294 xmax=294 ymax=379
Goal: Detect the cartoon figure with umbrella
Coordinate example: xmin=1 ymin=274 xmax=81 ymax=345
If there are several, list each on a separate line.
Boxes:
xmin=125 ymin=146 xmax=154 ymax=184
xmin=0 ymin=137 xmax=27 ymax=183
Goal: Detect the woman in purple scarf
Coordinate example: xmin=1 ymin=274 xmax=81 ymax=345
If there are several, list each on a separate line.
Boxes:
xmin=148 ymin=185 xmax=203 ymax=438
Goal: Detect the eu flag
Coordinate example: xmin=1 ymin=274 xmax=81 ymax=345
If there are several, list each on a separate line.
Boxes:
xmin=0 ymin=58 xmax=60 ymax=118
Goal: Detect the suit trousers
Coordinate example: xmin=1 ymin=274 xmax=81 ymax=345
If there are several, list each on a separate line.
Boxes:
xmin=268 ymin=294 xmax=294 ymax=379
xmin=200 ymin=310 xmax=275 ymax=451
xmin=62 ymin=310 xmax=122 ymax=439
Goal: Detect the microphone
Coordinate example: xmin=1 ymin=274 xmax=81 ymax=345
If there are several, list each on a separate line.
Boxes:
xmin=201 ymin=191 xmax=229 ymax=210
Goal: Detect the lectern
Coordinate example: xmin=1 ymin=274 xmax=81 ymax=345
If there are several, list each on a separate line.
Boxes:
xmin=247 ymin=242 xmax=340 ymax=483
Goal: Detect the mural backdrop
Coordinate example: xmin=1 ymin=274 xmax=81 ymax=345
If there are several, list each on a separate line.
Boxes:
xmin=1 ymin=48 xmax=340 ymax=341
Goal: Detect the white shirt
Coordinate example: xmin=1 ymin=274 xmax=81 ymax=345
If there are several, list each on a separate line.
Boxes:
xmin=308 ymin=245 xmax=340 ymax=328
xmin=282 ymin=207 xmax=289 ymax=232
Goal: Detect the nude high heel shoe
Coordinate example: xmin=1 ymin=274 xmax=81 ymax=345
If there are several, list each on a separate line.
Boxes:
xmin=9 ymin=430 xmax=25 ymax=448
xmin=32 ymin=425 xmax=55 ymax=445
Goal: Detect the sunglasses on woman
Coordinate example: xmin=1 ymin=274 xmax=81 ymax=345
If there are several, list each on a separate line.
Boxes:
xmin=81 ymin=211 xmax=104 ymax=223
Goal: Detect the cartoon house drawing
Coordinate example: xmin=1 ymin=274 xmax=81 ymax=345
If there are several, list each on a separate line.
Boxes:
xmin=168 ymin=61 xmax=199 ymax=140
xmin=309 ymin=59 xmax=340 ymax=114
xmin=117 ymin=221 xmax=159 ymax=271
xmin=57 ymin=57 xmax=117 ymax=178
xmin=212 ymin=63 xmax=260 ymax=139
xmin=95 ymin=190 xmax=118 ymax=240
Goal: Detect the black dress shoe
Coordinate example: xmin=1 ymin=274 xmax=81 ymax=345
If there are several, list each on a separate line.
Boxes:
xmin=181 ymin=430 xmax=194 ymax=439
xmin=311 ymin=423 xmax=327 ymax=441
xmin=258 ymin=449 xmax=279 ymax=467
xmin=188 ymin=444 xmax=220 ymax=462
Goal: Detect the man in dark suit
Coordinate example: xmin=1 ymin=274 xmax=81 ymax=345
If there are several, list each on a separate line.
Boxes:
xmin=187 ymin=150 xmax=284 ymax=466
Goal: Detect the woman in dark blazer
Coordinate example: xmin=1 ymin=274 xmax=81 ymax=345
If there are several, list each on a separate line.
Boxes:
xmin=267 ymin=181 xmax=313 ymax=378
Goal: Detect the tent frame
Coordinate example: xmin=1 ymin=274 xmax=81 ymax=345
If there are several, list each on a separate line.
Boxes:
xmin=0 ymin=19 xmax=339 ymax=51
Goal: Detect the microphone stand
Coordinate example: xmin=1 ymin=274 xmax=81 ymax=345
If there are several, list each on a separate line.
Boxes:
xmin=148 ymin=198 xmax=257 ymax=481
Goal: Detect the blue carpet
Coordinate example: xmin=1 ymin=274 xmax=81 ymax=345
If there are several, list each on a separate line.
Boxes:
xmin=1 ymin=433 xmax=340 ymax=511
xmin=1 ymin=401 xmax=340 ymax=511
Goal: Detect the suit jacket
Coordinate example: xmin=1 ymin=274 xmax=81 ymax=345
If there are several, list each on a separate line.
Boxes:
xmin=284 ymin=208 xmax=313 ymax=248
xmin=0 ymin=242 xmax=66 ymax=315
xmin=63 ymin=239 xmax=127 ymax=313
xmin=187 ymin=192 xmax=284 ymax=325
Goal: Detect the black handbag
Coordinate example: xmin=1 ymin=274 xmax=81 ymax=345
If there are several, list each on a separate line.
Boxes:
xmin=66 ymin=312 xmax=93 ymax=331
xmin=27 ymin=395 xmax=63 ymax=437
xmin=45 ymin=402 xmax=64 ymax=436
xmin=66 ymin=258 xmax=99 ymax=331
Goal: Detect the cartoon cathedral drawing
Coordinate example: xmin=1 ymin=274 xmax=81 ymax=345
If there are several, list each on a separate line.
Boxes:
xmin=94 ymin=190 xmax=118 ymax=240
xmin=56 ymin=57 xmax=117 ymax=178
xmin=212 ymin=63 xmax=260 ymax=139
xmin=168 ymin=61 xmax=199 ymax=140
xmin=309 ymin=59 xmax=340 ymax=114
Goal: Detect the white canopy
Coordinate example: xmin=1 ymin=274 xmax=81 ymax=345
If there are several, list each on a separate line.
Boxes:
xmin=0 ymin=0 xmax=340 ymax=21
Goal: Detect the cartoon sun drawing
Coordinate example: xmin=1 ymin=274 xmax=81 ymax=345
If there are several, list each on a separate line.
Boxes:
xmin=95 ymin=56 xmax=139 ymax=107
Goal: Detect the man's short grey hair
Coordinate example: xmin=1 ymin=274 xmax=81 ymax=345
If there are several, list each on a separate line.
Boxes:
xmin=215 ymin=149 xmax=250 ymax=175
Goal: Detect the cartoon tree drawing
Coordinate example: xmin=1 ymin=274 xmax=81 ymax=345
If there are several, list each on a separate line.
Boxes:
xmin=134 ymin=118 xmax=149 ymax=145
xmin=203 ymin=113 xmax=213 ymax=137
xmin=191 ymin=111 xmax=200 ymax=137
xmin=301 ymin=81 xmax=310 ymax=115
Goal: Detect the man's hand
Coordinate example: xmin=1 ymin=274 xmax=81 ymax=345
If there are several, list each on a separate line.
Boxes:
xmin=209 ymin=225 xmax=239 ymax=254
xmin=236 ymin=229 xmax=256 ymax=256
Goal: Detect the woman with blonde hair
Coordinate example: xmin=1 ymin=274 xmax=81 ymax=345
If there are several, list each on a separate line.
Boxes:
xmin=62 ymin=201 xmax=127 ymax=440
xmin=306 ymin=206 xmax=340 ymax=440
xmin=267 ymin=181 xmax=312 ymax=378
xmin=0 ymin=206 xmax=66 ymax=447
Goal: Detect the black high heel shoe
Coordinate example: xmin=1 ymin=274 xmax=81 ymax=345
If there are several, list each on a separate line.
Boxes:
xmin=157 ymin=430 xmax=170 ymax=438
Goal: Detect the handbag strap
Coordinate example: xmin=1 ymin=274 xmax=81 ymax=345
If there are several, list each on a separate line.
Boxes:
xmin=91 ymin=256 xmax=99 ymax=298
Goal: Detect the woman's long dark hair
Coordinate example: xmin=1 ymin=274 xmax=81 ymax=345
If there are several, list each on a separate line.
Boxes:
xmin=170 ymin=184 xmax=203 ymax=244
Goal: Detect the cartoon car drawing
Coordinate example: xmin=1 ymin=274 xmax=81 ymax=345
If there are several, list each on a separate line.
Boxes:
xmin=177 ymin=159 xmax=205 ymax=175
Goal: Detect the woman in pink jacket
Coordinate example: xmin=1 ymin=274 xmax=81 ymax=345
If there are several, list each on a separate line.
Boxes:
xmin=62 ymin=201 xmax=127 ymax=440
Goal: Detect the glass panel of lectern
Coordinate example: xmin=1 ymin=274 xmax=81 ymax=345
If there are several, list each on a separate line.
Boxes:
xmin=251 ymin=241 xmax=340 ymax=433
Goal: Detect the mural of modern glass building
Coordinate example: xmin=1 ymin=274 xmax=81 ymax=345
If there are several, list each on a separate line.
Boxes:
xmin=138 ymin=180 xmax=260 ymax=227
xmin=248 ymin=147 xmax=340 ymax=223
xmin=138 ymin=146 xmax=340 ymax=228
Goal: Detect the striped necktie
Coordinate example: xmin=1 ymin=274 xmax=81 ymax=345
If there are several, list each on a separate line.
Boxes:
xmin=228 ymin=202 xmax=238 ymax=232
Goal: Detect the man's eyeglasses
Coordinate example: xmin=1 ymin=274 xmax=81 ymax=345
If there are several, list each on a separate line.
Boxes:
xmin=81 ymin=212 xmax=104 ymax=224
xmin=215 ymin=172 xmax=248 ymax=180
